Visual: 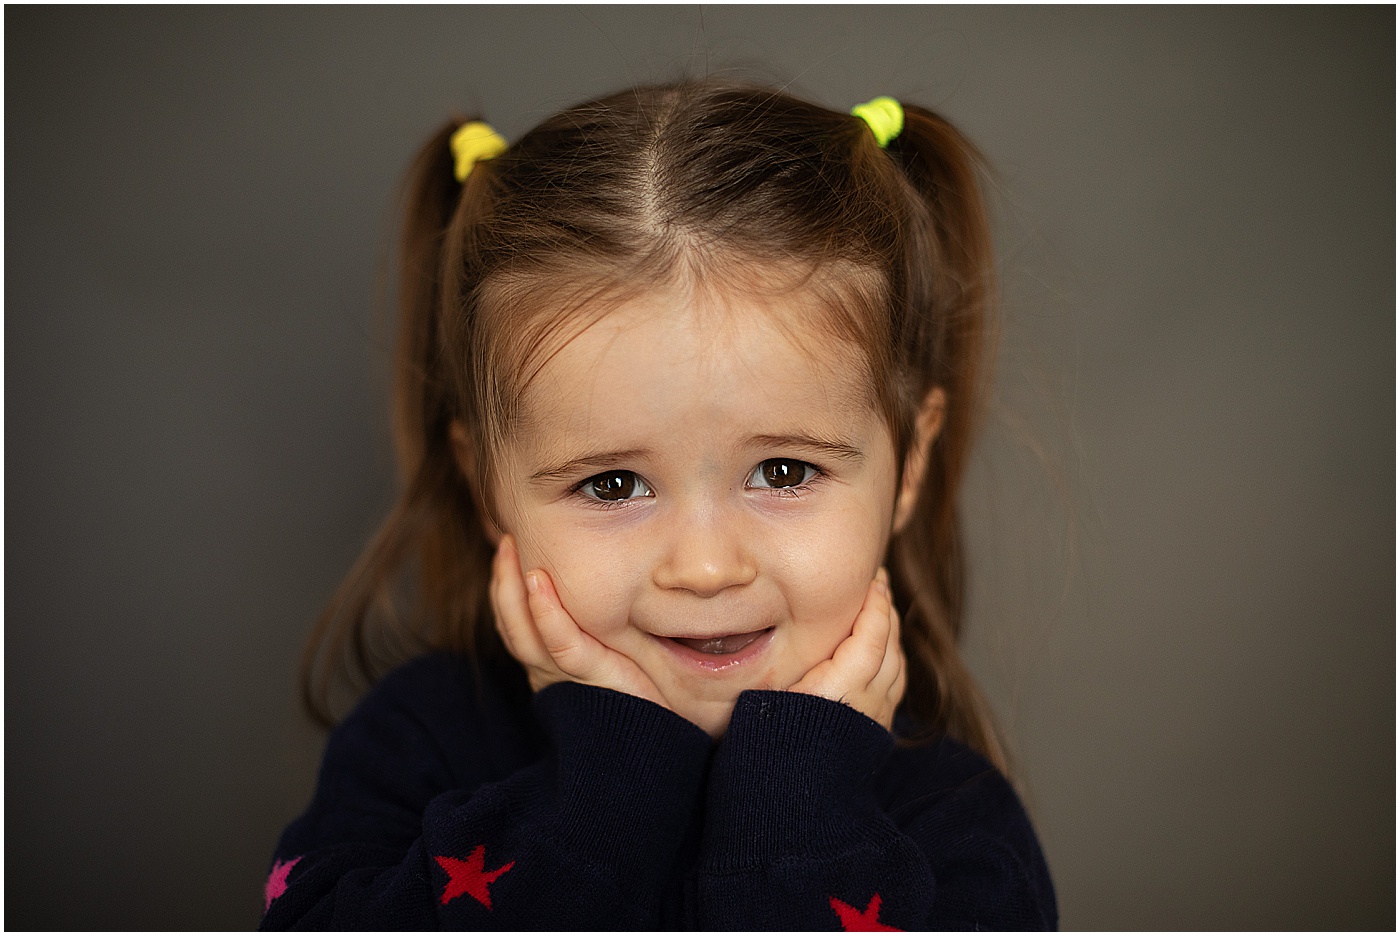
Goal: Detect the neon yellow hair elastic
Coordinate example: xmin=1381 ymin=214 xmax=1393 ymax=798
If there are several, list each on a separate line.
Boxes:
xmin=850 ymin=96 xmax=904 ymax=148
xmin=450 ymin=121 xmax=508 ymax=182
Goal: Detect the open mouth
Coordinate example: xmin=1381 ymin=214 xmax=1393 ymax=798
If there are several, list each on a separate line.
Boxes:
xmin=670 ymin=629 xmax=769 ymax=655
xmin=661 ymin=627 xmax=774 ymax=670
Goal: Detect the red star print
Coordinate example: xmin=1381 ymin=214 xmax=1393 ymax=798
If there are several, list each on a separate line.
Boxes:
xmin=434 ymin=845 xmax=515 ymax=909
xmin=829 ymin=892 xmax=900 ymax=931
xmin=263 ymin=856 xmax=301 ymax=912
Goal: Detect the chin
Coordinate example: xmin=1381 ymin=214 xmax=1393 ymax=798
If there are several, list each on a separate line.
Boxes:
xmin=678 ymin=697 xmax=741 ymax=740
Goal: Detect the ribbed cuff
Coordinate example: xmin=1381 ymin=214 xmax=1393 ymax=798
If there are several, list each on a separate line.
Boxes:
xmin=702 ymin=690 xmax=895 ymax=872
xmin=533 ymin=682 xmax=711 ymax=871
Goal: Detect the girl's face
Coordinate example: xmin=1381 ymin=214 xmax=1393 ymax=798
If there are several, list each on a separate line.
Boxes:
xmin=491 ymin=279 xmax=905 ymax=737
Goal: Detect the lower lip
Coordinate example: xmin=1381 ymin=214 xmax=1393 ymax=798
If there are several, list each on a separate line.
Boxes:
xmin=657 ymin=628 xmax=774 ymax=672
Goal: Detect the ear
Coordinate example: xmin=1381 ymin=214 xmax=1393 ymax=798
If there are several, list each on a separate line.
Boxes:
xmin=892 ymin=387 xmax=946 ymax=533
xmin=449 ymin=420 xmax=504 ymax=546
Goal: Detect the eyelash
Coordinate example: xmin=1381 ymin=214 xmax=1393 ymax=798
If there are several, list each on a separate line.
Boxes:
xmin=572 ymin=471 xmax=655 ymax=510
xmin=572 ymin=459 xmax=824 ymax=509
xmin=747 ymin=458 xmax=820 ymax=496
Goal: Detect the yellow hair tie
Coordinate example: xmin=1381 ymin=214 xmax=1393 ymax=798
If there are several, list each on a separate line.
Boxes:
xmin=450 ymin=121 xmax=508 ymax=182
xmin=850 ymin=96 xmax=904 ymax=148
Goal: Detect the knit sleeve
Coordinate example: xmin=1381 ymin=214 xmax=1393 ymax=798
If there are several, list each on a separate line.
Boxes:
xmin=693 ymin=690 xmax=1057 ymax=931
xmin=260 ymin=671 xmax=711 ymax=930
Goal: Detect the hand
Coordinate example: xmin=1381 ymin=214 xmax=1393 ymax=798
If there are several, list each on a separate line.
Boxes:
xmin=490 ymin=535 xmax=670 ymax=709
xmin=788 ymin=568 xmax=906 ymax=731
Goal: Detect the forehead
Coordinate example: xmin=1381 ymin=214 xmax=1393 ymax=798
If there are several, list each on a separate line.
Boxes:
xmin=511 ymin=278 xmax=879 ymax=451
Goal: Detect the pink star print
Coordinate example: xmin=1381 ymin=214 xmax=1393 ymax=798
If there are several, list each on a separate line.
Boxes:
xmin=434 ymin=845 xmax=515 ymax=909
xmin=830 ymin=892 xmax=901 ymax=931
xmin=263 ymin=856 xmax=301 ymax=912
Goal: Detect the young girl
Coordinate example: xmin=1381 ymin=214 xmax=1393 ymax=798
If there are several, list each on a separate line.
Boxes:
xmin=264 ymin=80 xmax=1056 ymax=931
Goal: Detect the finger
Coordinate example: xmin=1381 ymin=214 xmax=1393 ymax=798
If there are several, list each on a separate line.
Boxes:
xmin=788 ymin=656 xmax=834 ymax=695
xmin=525 ymin=567 xmax=605 ymax=680
xmin=492 ymin=536 xmax=550 ymax=666
xmin=830 ymin=574 xmax=891 ymax=682
xmin=871 ymin=584 xmax=904 ymax=696
xmin=488 ymin=537 xmax=512 ymax=653
xmin=867 ymin=572 xmax=902 ymax=696
xmin=890 ymin=642 xmax=908 ymax=709
xmin=489 ymin=538 xmax=514 ymax=654
xmin=885 ymin=594 xmax=908 ymax=712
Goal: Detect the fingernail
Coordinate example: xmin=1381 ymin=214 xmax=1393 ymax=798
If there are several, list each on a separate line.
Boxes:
xmin=524 ymin=571 xmax=540 ymax=595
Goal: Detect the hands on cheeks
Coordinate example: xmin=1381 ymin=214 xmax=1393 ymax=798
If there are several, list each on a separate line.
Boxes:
xmin=788 ymin=568 xmax=907 ymax=732
xmin=490 ymin=537 xmax=907 ymax=733
xmin=491 ymin=536 xmax=669 ymax=709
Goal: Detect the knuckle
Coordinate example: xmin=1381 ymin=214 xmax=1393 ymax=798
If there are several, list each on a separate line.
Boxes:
xmin=541 ymin=635 xmax=576 ymax=658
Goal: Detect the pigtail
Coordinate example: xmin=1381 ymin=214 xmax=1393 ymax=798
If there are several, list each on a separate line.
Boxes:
xmin=299 ymin=120 xmax=500 ymax=727
xmin=883 ymin=106 xmax=1007 ymax=771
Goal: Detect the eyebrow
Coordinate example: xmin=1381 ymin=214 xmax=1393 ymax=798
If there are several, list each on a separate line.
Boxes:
xmin=746 ymin=433 xmax=866 ymax=464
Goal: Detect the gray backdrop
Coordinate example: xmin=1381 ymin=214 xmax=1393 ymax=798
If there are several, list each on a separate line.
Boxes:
xmin=7 ymin=6 xmax=1393 ymax=930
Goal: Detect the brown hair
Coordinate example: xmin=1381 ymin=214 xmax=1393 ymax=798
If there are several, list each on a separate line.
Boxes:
xmin=300 ymin=80 xmax=1005 ymax=770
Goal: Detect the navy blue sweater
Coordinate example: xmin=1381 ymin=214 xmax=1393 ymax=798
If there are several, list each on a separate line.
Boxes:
xmin=263 ymin=653 xmax=1056 ymax=930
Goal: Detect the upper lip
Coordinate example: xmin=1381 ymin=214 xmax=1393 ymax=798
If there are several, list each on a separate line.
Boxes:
xmin=648 ymin=624 xmax=775 ymax=641
xmin=658 ymin=624 xmax=772 ymax=637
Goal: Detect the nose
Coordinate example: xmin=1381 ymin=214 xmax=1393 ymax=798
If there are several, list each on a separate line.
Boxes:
xmin=652 ymin=504 xmax=757 ymax=598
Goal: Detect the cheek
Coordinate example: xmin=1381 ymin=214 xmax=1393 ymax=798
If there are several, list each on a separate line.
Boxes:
xmin=772 ymin=502 xmax=888 ymax=647
xmin=514 ymin=527 xmax=641 ymax=643
xmin=792 ymin=561 xmax=872 ymax=642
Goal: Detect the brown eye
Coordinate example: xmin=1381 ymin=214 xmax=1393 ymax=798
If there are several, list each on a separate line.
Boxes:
xmin=582 ymin=471 xmax=652 ymax=502
xmin=750 ymin=459 xmax=815 ymax=489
